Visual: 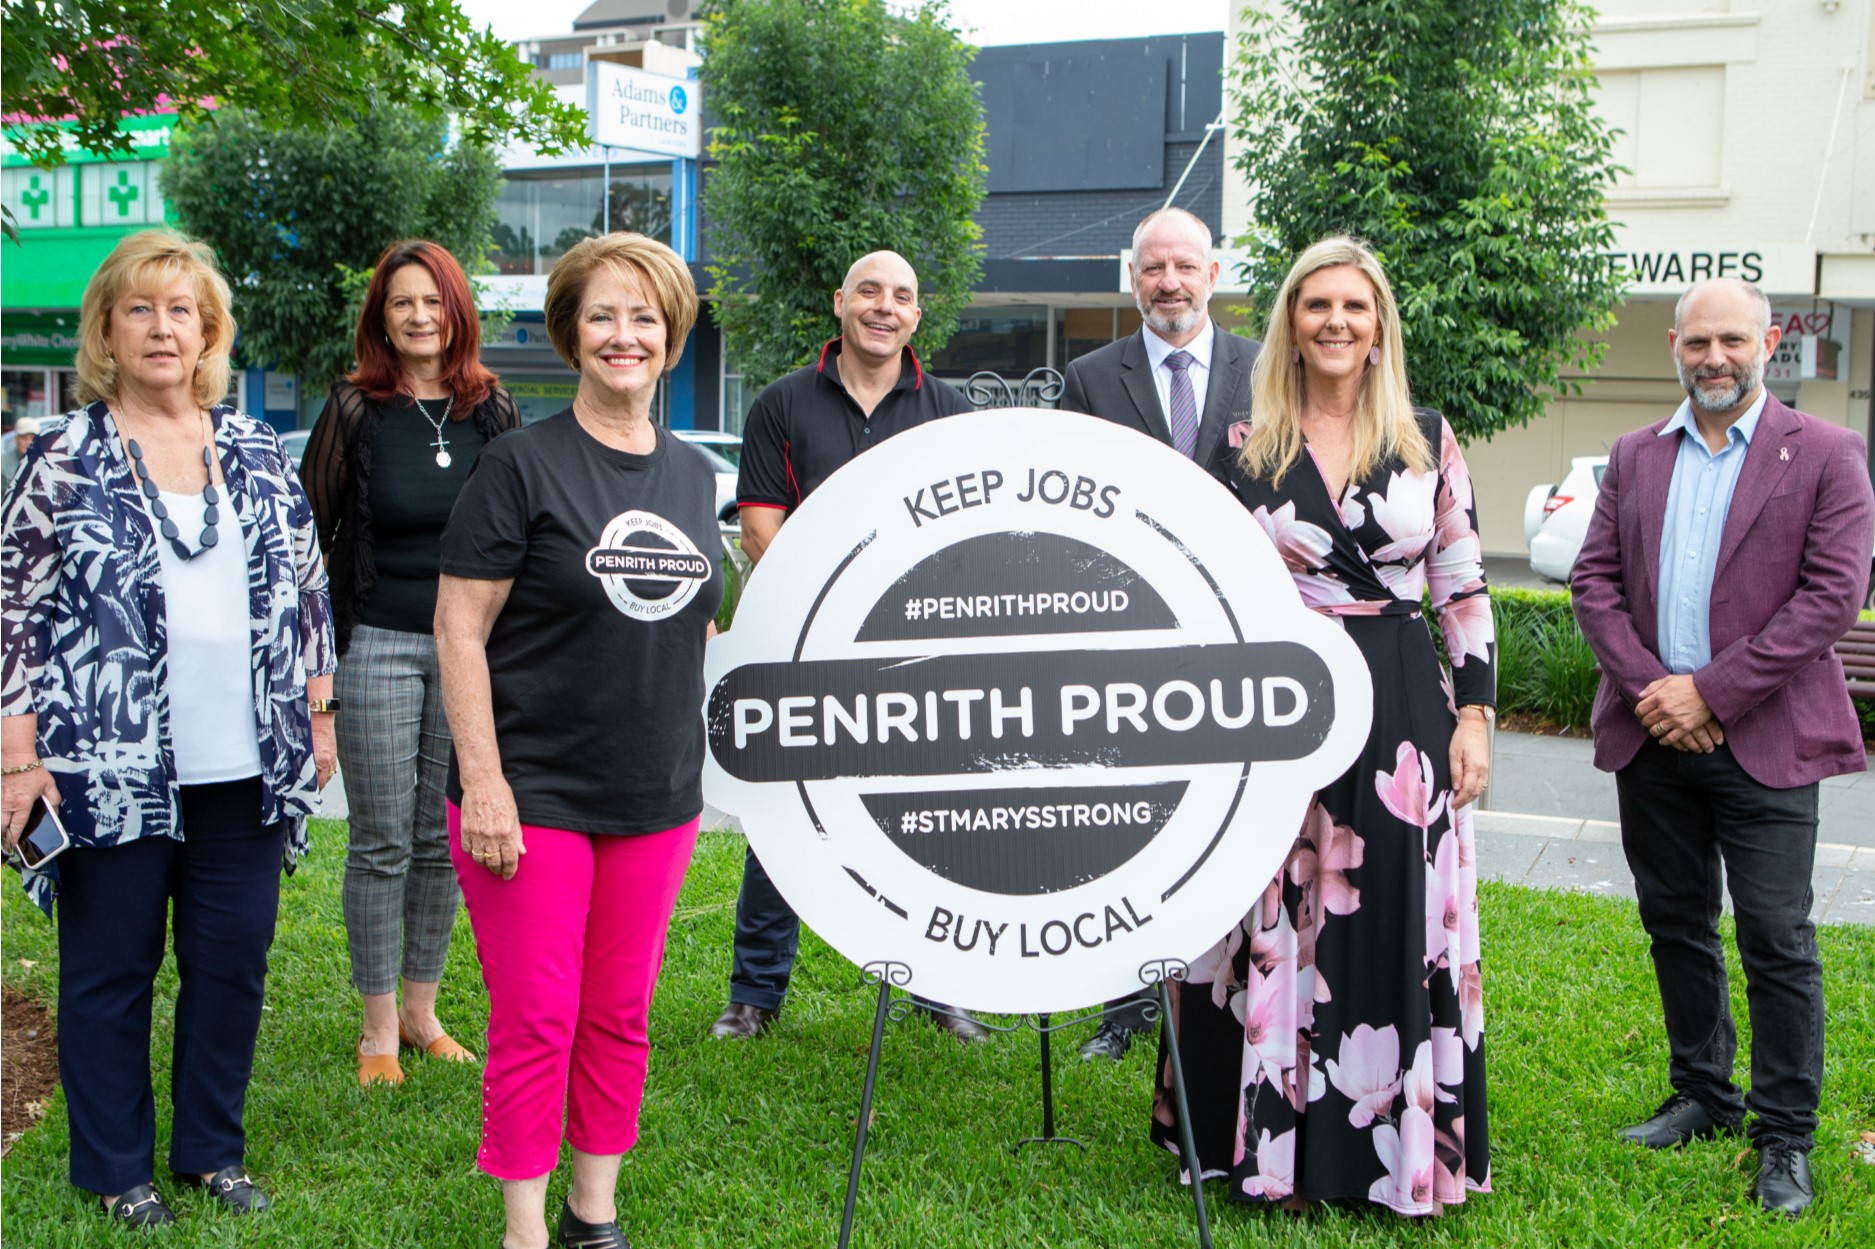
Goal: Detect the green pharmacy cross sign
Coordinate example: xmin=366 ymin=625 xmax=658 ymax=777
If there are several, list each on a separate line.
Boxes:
xmin=19 ymin=174 xmax=51 ymax=220
xmin=107 ymin=170 xmax=140 ymax=218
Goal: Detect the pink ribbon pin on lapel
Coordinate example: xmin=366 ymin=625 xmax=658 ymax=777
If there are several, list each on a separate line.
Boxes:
xmin=1780 ymin=447 xmax=1789 ymax=461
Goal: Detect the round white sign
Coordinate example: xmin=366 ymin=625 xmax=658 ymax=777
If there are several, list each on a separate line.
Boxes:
xmin=703 ymin=410 xmax=1372 ymax=1013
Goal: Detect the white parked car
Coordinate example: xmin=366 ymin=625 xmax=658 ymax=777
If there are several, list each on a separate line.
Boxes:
xmin=675 ymin=428 xmax=743 ymax=469
xmin=674 ymin=430 xmax=742 ymax=525
xmin=1523 ymin=456 xmax=1605 ymax=583
xmin=1526 ymin=454 xmax=1875 ymax=607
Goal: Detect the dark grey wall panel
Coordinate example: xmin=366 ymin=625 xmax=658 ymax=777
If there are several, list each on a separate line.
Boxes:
xmin=982 ymin=56 xmax=1165 ymax=193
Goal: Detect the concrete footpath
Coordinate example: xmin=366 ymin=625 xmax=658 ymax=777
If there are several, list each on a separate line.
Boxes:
xmin=1479 ymin=729 xmax=1874 ymax=927
xmin=318 ymin=731 xmax=1873 ymax=927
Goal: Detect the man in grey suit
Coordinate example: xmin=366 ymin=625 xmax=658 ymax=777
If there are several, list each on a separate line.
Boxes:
xmin=1061 ymin=207 xmax=1260 ymax=476
xmin=1059 ymin=207 xmax=1261 ymax=1060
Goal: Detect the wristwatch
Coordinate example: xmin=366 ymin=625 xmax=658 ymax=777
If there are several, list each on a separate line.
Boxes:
xmin=1461 ymin=703 xmax=1496 ymax=725
xmin=308 ymin=698 xmax=343 ymax=714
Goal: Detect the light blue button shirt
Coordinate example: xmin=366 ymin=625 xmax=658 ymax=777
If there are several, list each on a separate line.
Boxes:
xmin=1655 ymin=390 xmax=1767 ymax=674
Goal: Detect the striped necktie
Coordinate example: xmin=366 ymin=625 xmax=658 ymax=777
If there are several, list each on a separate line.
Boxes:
xmin=1164 ymin=349 xmax=1198 ymax=460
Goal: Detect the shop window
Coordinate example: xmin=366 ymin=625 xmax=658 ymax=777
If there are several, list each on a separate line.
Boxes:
xmin=1055 ymin=306 xmax=1142 ymax=365
xmin=923 ymin=305 xmax=1050 ymax=378
xmin=3 ymin=167 xmax=75 ymax=229
xmin=80 ymin=160 xmax=167 ymax=226
xmin=491 ymin=167 xmax=672 ymax=275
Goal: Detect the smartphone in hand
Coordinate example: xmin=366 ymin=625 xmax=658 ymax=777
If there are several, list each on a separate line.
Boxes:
xmin=10 ymin=799 xmax=71 ymax=870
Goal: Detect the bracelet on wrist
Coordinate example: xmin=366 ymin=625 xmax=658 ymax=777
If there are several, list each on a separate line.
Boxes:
xmin=1 ymin=759 xmax=43 ymax=776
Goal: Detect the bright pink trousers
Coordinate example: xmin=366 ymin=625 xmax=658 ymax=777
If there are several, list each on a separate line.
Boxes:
xmin=449 ymin=805 xmax=698 ymax=1180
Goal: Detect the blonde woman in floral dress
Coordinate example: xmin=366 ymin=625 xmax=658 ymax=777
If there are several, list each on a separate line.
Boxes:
xmin=1151 ymin=236 xmax=1494 ymax=1215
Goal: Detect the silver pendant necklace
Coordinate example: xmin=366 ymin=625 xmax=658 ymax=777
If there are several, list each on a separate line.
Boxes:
xmin=411 ymin=393 xmax=454 ymax=468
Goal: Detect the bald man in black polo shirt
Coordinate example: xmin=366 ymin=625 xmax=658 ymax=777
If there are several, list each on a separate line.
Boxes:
xmin=710 ymin=250 xmax=984 ymax=1042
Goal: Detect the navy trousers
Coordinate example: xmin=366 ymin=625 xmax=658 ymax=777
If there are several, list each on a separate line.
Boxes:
xmin=57 ymin=777 xmax=286 ymax=1195
xmin=727 ymin=845 xmax=801 ymax=1011
xmin=1616 ymin=739 xmax=1824 ymax=1150
xmin=727 ymin=845 xmax=952 ymax=1016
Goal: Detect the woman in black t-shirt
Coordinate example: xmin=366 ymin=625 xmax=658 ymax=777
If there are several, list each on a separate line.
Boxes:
xmin=436 ymin=233 xmax=720 ymax=1249
xmin=302 ymin=240 xmax=520 ymax=1087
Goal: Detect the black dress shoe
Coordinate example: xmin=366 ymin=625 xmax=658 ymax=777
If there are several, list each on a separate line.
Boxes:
xmin=1755 ymin=1142 xmax=1814 ymax=1218
xmin=1078 ymin=1019 xmax=1138 ymax=1062
xmin=102 ymin=1183 xmax=177 ymax=1227
xmin=707 ymin=1001 xmax=777 ymax=1039
xmin=1617 ymin=1092 xmax=1735 ymax=1149
xmin=174 ymin=1164 xmax=271 ymax=1214
xmin=558 ymin=1197 xmax=631 ymax=1248
xmin=918 ymin=1002 xmax=989 ymax=1043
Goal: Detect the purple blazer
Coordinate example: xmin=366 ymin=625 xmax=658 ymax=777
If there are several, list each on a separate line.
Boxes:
xmin=1572 ymin=395 xmax=1874 ymax=788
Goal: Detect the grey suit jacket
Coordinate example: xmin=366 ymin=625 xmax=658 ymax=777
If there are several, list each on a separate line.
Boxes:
xmin=1059 ymin=322 xmax=1262 ymax=471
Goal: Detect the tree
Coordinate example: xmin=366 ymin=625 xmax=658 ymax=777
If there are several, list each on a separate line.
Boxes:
xmin=699 ymin=0 xmax=986 ymax=388
xmin=1230 ymin=0 xmax=1626 ymax=441
xmin=162 ymin=104 xmax=503 ymax=388
xmin=1 ymin=1 xmax=587 ymax=167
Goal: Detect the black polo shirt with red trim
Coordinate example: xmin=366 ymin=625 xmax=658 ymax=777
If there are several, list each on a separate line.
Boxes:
xmin=737 ymin=339 xmax=973 ymax=514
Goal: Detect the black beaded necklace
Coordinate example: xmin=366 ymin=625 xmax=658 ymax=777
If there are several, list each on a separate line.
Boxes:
xmin=122 ymin=412 xmax=220 ymax=560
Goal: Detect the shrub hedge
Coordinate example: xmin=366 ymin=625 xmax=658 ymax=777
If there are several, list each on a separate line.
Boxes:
xmin=1482 ymin=585 xmax=1875 ymax=738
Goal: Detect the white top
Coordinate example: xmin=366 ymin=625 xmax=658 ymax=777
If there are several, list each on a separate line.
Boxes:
xmin=153 ymin=490 xmax=263 ymax=784
xmin=1141 ymin=317 xmax=1216 ymax=459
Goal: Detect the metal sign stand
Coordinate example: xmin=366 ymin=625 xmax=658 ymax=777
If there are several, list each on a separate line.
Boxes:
xmin=837 ymin=959 xmax=1213 ymax=1249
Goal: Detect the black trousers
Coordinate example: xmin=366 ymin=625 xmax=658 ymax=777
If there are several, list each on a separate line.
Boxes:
xmin=1615 ymin=740 xmax=1823 ymax=1150
xmin=57 ymin=777 xmax=286 ymax=1195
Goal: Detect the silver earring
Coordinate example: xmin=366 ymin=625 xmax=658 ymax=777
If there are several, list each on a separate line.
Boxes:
xmin=1368 ymin=346 xmax=1381 ymax=366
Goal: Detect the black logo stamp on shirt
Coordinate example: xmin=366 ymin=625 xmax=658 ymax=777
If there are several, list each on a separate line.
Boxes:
xmin=586 ymin=510 xmax=712 ymax=620
xmin=702 ymin=411 xmax=1373 ymax=1012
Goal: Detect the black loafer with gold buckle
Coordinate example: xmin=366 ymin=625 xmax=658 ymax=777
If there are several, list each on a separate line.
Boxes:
xmin=103 ymin=1183 xmax=177 ymax=1227
xmin=174 ymin=1164 xmax=271 ymax=1214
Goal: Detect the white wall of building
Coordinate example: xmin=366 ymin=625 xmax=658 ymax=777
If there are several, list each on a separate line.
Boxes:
xmin=1224 ymin=1 xmax=1875 ymax=560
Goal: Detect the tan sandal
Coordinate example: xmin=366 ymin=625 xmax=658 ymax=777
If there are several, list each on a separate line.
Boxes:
xmin=357 ymin=1038 xmax=404 ymax=1086
xmin=399 ymin=1021 xmax=478 ymax=1064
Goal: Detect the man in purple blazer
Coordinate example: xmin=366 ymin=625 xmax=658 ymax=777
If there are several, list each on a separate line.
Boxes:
xmin=1573 ymin=278 xmax=1875 ymax=1219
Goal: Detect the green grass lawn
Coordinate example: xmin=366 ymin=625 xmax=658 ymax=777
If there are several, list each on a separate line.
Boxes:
xmin=3 ymin=822 xmax=1871 ymax=1247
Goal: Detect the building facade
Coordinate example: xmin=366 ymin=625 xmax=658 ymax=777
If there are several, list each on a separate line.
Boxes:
xmin=1225 ymin=0 xmax=1875 ymax=559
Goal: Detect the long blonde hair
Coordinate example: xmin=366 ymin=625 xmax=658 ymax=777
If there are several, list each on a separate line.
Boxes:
xmin=1239 ymin=235 xmax=1432 ymax=488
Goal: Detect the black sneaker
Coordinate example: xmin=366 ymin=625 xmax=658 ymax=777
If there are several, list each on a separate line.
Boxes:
xmin=1078 ymin=1019 xmax=1137 ymax=1062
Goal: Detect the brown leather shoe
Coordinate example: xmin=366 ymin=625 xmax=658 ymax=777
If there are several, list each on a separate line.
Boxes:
xmin=707 ymin=1001 xmax=777 ymax=1039
xmin=920 ymin=1002 xmax=990 ymax=1043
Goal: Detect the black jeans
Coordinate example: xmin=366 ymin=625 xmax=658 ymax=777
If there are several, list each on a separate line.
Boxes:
xmin=57 ymin=777 xmax=286 ymax=1194
xmin=1615 ymin=740 xmax=1823 ymax=1149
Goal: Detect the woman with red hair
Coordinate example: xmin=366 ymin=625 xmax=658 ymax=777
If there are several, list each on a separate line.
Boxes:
xmin=302 ymin=239 xmax=520 ymax=1085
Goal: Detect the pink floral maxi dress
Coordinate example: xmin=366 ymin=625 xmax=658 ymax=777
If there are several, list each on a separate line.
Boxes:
xmin=1150 ymin=410 xmax=1493 ymax=1214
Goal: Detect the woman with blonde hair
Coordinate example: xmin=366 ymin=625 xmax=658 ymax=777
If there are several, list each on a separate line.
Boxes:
xmin=436 ymin=232 xmax=721 ymax=1249
xmin=1151 ymin=235 xmax=1495 ymax=1215
xmin=2 ymin=230 xmax=335 ymax=1225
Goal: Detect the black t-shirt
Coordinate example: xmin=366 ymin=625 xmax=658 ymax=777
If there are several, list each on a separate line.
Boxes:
xmin=737 ymin=340 xmax=973 ymax=513
xmin=439 ymin=409 xmax=724 ymax=836
xmin=359 ymin=396 xmax=496 ymax=634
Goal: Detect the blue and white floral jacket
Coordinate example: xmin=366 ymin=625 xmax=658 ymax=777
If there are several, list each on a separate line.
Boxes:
xmin=1 ymin=401 xmax=336 ymax=914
